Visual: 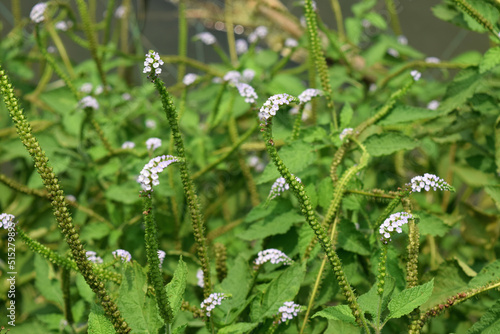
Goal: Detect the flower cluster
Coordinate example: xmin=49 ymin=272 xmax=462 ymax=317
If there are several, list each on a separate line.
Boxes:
xmin=145 ymin=137 xmax=162 ymax=151
xmin=379 ymin=212 xmax=413 ymax=243
xmin=137 ymin=155 xmax=179 ymax=191
xmin=285 ymin=38 xmax=298 ymax=48
xmin=222 ymin=69 xmax=255 ymax=84
xmin=409 ymin=173 xmax=453 ymax=193
xmin=112 ymin=249 xmax=132 ymax=262
xmin=235 ymin=83 xmax=258 ymax=104
xmin=254 ymin=249 xmax=293 ymax=266
xmin=55 ymin=21 xmax=72 ymax=31
xmin=298 ymin=88 xmax=322 ymax=104
xmin=145 ymin=119 xmax=157 ymax=129
xmin=1 ymin=213 xmax=15 ymax=229
xmin=121 ymin=141 xmax=135 ymax=149
xmin=143 ymin=50 xmax=164 ymax=76
xmin=427 ymin=100 xmax=439 ymax=110
xmin=248 ymin=26 xmax=268 ymax=43
xmin=115 ymin=5 xmax=127 ymax=19
xmin=277 ymin=301 xmax=301 ymax=323
xmin=86 ymin=251 xmax=103 ymax=264
xmin=425 ymin=57 xmax=440 ymax=64
xmin=78 ymin=96 xmax=99 ymax=110
xmin=410 ymin=70 xmax=421 ymax=81
xmin=158 ymin=250 xmax=166 ymax=268
xmin=267 ymin=176 xmax=301 ymax=201
xmin=195 ymin=32 xmax=216 ymax=45
xmin=236 ymin=39 xmax=248 ymax=54
xmin=339 ymin=128 xmax=354 ymax=141
xmin=200 ymin=293 xmax=229 ymax=317
xmin=182 ymin=73 xmax=198 ymax=86
xmin=196 ymin=268 xmax=204 ymax=288
xmin=258 ymin=94 xmax=296 ymax=122
xmin=30 ymin=3 xmax=48 ymax=23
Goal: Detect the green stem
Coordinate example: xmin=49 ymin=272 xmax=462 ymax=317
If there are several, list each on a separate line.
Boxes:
xmin=330 ymin=0 xmax=345 ymax=41
xmin=384 ymin=0 xmax=402 ymax=36
xmin=225 ymin=0 xmax=238 ymax=66
xmin=177 ymin=0 xmax=187 ymax=82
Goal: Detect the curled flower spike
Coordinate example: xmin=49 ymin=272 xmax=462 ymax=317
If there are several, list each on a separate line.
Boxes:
xmin=121 ymin=141 xmax=135 ymax=149
xmin=196 ymin=268 xmax=204 ymax=288
xmin=143 ymin=50 xmax=164 ymax=76
xmin=410 ymin=70 xmax=421 ymax=81
xmin=254 ymin=248 xmax=293 ymax=267
xmin=409 ymin=173 xmax=453 ymax=193
xmin=86 ymin=251 xmax=103 ymax=264
xmin=200 ymin=293 xmax=229 ymax=317
xmin=195 ymin=32 xmax=216 ymax=45
xmin=183 ymin=73 xmax=198 ymax=86
xmin=379 ymin=212 xmax=413 ymax=243
xmin=258 ymin=93 xmax=297 ymax=122
xmin=267 ymin=176 xmax=301 ymax=201
xmin=137 ymin=155 xmax=179 ymax=192
xmin=277 ymin=301 xmax=301 ymax=323
xmin=112 ymin=249 xmax=132 ymax=262
xmin=1 ymin=213 xmax=15 ymax=229
xmin=339 ymin=128 xmax=354 ymax=141
xmin=78 ymin=96 xmax=99 ymax=110
xmin=298 ymin=88 xmax=323 ymax=104
xmin=157 ymin=250 xmax=166 ymax=268
xmin=145 ymin=137 xmax=162 ymax=151
xmin=30 ymin=2 xmax=48 ymax=23
xmin=236 ymin=39 xmax=248 ymax=54
xmin=235 ymin=83 xmax=258 ymax=104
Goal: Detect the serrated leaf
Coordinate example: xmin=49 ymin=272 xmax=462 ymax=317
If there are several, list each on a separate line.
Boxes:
xmin=469 ymin=260 xmax=500 ymax=288
xmin=340 ymin=103 xmax=354 ymax=128
xmin=166 ymin=257 xmax=188 ymax=319
xmin=312 ymin=305 xmax=356 ymax=325
xmin=358 ymin=277 xmax=395 ymax=319
xmin=480 ymin=47 xmax=500 ymax=73
xmin=440 ymin=67 xmax=483 ymax=113
xmin=105 ymin=182 xmax=142 ymax=204
xmin=337 ymin=220 xmax=370 ymax=256
xmin=387 ymin=279 xmax=434 ymax=319
xmin=422 ymin=261 xmax=469 ymax=309
xmin=218 ymin=323 xmax=259 ymax=334
xmin=239 ymin=210 xmax=304 ymax=240
xmin=413 ymin=211 xmax=450 ymax=237
xmin=496 ymin=116 xmax=500 ymax=175
xmin=364 ymin=133 xmax=418 ymax=157
xmin=466 ymin=298 xmax=500 ymax=334
xmin=345 ymin=18 xmax=363 ymax=45
xmin=267 ymin=74 xmax=305 ymax=96
xmin=172 ymin=324 xmax=187 ymax=334
xmin=34 ymin=254 xmax=64 ymax=306
xmin=459 ymin=0 xmax=499 ymax=33
xmin=88 ymin=303 xmax=115 ymax=334
xmin=379 ymin=105 xmax=438 ymax=125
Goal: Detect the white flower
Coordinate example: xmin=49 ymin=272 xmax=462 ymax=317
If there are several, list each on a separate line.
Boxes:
xmin=379 ymin=212 xmax=413 ymax=243
xmin=112 ymin=249 xmax=132 ymax=262
xmin=78 ymin=96 xmax=99 ymax=110
xmin=183 ymin=73 xmax=198 ymax=86
xmin=339 ymin=128 xmax=354 ymax=141
xmin=122 ymin=93 xmax=131 ymax=101
xmin=66 ymin=195 xmax=76 ymax=202
xmin=254 ymin=249 xmax=293 ymax=266
xmin=425 ymin=57 xmax=440 ymax=64
xmin=121 ymin=141 xmax=135 ymax=149
xmin=397 ymin=35 xmax=408 ymax=45
xmin=115 ymin=5 xmax=126 ymax=19
xmin=195 ymin=32 xmax=216 ymax=45
xmin=248 ymin=26 xmax=268 ymax=43
xmin=267 ymin=176 xmax=301 ymax=201
xmin=200 ymin=293 xmax=229 ymax=317
xmin=369 ymin=83 xmax=377 ymax=92
xmin=408 ymin=173 xmax=453 ymax=193
xmin=298 ymin=88 xmax=322 ymax=104
xmin=284 ymin=38 xmax=298 ymax=48
xmin=242 ymin=69 xmax=255 ymax=82
xmin=158 ymin=250 xmax=166 ymax=268
xmin=258 ymin=93 xmax=297 ymax=122
xmin=235 ymin=83 xmax=258 ymax=104
xmin=80 ymin=83 xmax=93 ymax=94
xmin=47 ymin=46 xmax=56 ymax=54
xmin=235 ymin=39 xmax=248 ymax=54
xmin=223 ymin=70 xmax=241 ymax=84
xmin=387 ymin=48 xmax=400 ymax=58
xmin=86 ymin=251 xmax=103 ymax=264
xmin=145 ymin=137 xmax=162 ymax=151
xmin=1 ymin=213 xmax=15 ymax=229
xmin=55 ymin=21 xmax=69 ymax=31
xmin=196 ymin=268 xmax=204 ymax=288
xmin=143 ymin=50 xmax=164 ymax=76
xmin=277 ymin=301 xmax=301 ymax=323
xmin=410 ymin=70 xmax=421 ymax=81
xmin=30 ymin=3 xmax=48 ymax=23
xmin=137 ymin=155 xmax=179 ymax=191
xmin=427 ymin=100 xmax=439 ymax=110
xmin=145 ymin=119 xmax=157 ymax=129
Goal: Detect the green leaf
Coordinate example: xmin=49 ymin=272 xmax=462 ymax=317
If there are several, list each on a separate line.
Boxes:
xmin=469 ymin=260 xmax=500 ymax=289
xmin=337 ymin=220 xmax=370 ymax=256
xmin=81 ymin=223 xmax=111 ymax=241
xmin=238 ymin=210 xmax=304 ymax=241
xmin=485 ymin=186 xmax=500 ymax=211
xmin=267 ymin=74 xmax=305 ymax=96
xmin=439 ymin=67 xmax=483 ymax=114
xmin=460 ymin=0 xmax=499 ymax=33
xmin=379 ymin=105 xmax=438 ymax=125
xmin=172 ymin=324 xmax=187 ymax=334
xmin=466 ymin=298 xmax=500 ymax=334
xmin=257 ymin=140 xmax=316 ymax=184
xmin=387 ymin=279 xmax=434 ymax=319
xmin=105 ymin=181 xmax=141 ymax=204
xmin=218 ymin=323 xmax=259 ymax=334
xmin=345 ymin=18 xmax=362 ymax=45
xmin=422 ymin=261 xmax=469 ymax=309
xmin=364 ymin=12 xmax=387 ymax=29
xmin=76 ymin=274 xmax=94 ymax=303
xmin=117 ymin=263 xmax=163 ymax=333
xmin=340 ymin=103 xmax=354 ymax=128
xmin=352 ymin=0 xmax=377 ymax=17
xmin=34 ymin=254 xmax=64 ymax=306
xmin=364 ymin=133 xmax=418 ymax=157
xmin=413 ymin=211 xmax=450 ymax=237
xmin=480 ymin=47 xmax=500 ymax=73
xmin=312 ymin=305 xmax=356 ymax=325
xmin=166 ymin=257 xmax=188 ymax=319
xmin=496 ymin=116 xmax=500 ymax=175
xmin=358 ymin=277 xmax=395 ymax=319
xmin=88 ymin=303 xmax=115 ymax=334
xmin=454 ymin=164 xmax=497 ymax=187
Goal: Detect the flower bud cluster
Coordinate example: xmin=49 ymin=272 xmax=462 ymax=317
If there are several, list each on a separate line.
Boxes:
xmin=1 ymin=213 xmax=15 ymax=229
xmin=409 ymin=173 xmax=453 ymax=193
xmin=195 ymin=32 xmax=216 ymax=45
xmin=143 ymin=50 xmax=164 ymax=76
xmin=379 ymin=212 xmax=413 ymax=243
xmin=196 ymin=268 xmax=204 ymax=288
xmin=78 ymin=96 xmax=99 ymax=110
xmin=158 ymin=250 xmax=166 ymax=268
xmin=112 ymin=249 xmax=132 ymax=262
xmin=235 ymin=83 xmax=258 ymax=104
xmin=30 ymin=3 xmax=48 ymax=23
xmin=254 ymin=248 xmax=293 ymax=266
xmin=200 ymin=293 xmax=229 ymax=317
xmin=277 ymin=301 xmax=301 ymax=323
xmin=86 ymin=251 xmax=103 ymax=264
xmin=259 ymin=94 xmax=297 ymax=122
xmin=267 ymin=175 xmax=301 ymax=201
xmin=298 ymin=88 xmax=322 ymax=104
xmin=138 ymin=155 xmax=179 ymax=191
